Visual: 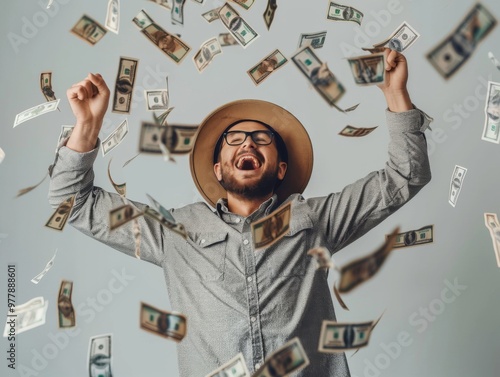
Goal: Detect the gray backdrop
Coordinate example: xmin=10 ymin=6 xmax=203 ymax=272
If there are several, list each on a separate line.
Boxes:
xmin=1 ymin=0 xmax=500 ymax=376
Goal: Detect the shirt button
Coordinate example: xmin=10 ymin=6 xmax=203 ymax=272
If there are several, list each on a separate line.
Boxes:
xmin=251 ymin=316 xmax=256 ymax=323
xmin=246 ymin=219 xmax=251 ymax=224
xmin=255 ymin=363 xmax=261 ymax=370
xmin=200 ymin=239 xmax=206 ymax=244
xmin=247 ymin=276 xmax=253 ymax=282
xmin=235 ymin=218 xmax=241 ymax=223
xmin=243 ymin=239 xmax=249 ymax=245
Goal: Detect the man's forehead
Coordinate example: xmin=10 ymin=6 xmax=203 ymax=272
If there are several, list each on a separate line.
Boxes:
xmin=226 ymin=121 xmax=269 ymax=132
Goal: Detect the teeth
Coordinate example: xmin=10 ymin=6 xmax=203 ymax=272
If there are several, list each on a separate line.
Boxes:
xmin=236 ymin=155 xmax=260 ymax=169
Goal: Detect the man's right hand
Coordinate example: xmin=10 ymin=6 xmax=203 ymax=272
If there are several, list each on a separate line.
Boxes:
xmin=66 ymin=73 xmax=110 ymax=152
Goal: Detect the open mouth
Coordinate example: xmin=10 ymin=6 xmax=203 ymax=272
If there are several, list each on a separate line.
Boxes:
xmin=235 ymin=154 xmax=262 ymax=171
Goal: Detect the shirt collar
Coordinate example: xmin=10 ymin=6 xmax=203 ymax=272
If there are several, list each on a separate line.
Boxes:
xmin=216 ymin=194 xmax=278 ymax=222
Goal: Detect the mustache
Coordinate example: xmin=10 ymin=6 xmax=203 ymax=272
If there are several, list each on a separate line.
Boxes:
xmin=234 ymin=149 xmax=264 ymax=162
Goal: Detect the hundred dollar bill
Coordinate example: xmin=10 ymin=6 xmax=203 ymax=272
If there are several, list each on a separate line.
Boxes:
xmin=347 ymin=53 xmax=386 ymax=85
xmin=327 ymin=2 xmax=363 ymax=25
xmin=193 ymin=37 xmax=223 ymax=73
xmin=133 ymin=9 xmax=191 ymax=64
xmin=263 ymin=0 xmax=277 ymax=30
xmin=247 ymin=49 xmax=287 ymax=85
xmin=45 ymin=195 xmax=75 ymax=231
xmin=139 ymin=122 xmax=198 ymax=154
xmin=58 ymin=280 xmax=75 ymax=328
xmin=71 ymin=15 xmax=107 ymax=45
xmin=102 ymin=119 xmax=128 ymax=156
xmin=145 ymin=193 xmax=187 ymax=238
xmin=484 ymin=213 xmax=500 ymax=267
xmin=218 ymin=3 xmax=259 ymax=48
xmin=57 ymin=125 xmax=74 ymax=148
xmin=205 ymin=353 xmax=250 ymax=377
xmin=109 ymin=204 xmax=143 ymax=230
xmin=13 ymin=99 xmax=60 ymax=128
xmin=449 ymin=165 xmax=467 ymax=207
xmin=292 ymin=46 xmax=357 ymax=113
xmin=202 ymin=8 xmax=220 ymax=23
xmin=488 ymin=52 xmax=500 ymax=70
xmin=31 ymin=249 xmax=58 ymax=284
xmin=16 ymin=169 xmax=50 ymax=197
xmin=0 ymin=147 xmax=4 ymax=164
xmin=105 ymin=0 xmax=120 ymax=34
xmin=482 ymin=81 xmax=500 ymax=144
xmin=145 ymin=89 xmax=169 ymax=110
xmin=112 ymin=57 xmax=138 ymax=114
xmin=219 ymin=32 xmax=238 ymax=46
xmin=307 ymin=247 xmax=335 ymax=270
xmin=3 ymin=297 xmax=49 ymax=337
xmin=88 ymin=334 xmax=113 ymax=377
xmin=230 ymin=0 xmax=254 ymax=10
xmin=318 ymin=320 xmax=376 ymax=353
xmin=392 ymin=225 xmax=434 ymax=249
xmin=427 ymin=3 xmax=496 ymax=79
xmin=339 ymin=125 xmax=377 ymax=137
xmin=251 ymin=202 xmax=291 ymax=249
xmin=298 ymin=31 xmax=327 ymax=49
xmin=171 ymin=0 xmax=186 ymax=25
xmin=140 ymin=302 xmax=187 ymax=342
xmin=338 ymin=227 xmax=399 ymax=293
xmin=40 ymin=72 xmax=57 ymax=102
xmin=372 ymin=21 xmax=420 ymax=52
xmin=254 ymin=337 xmax=309 ymax=377
xmin=107 ymin=159 xmax=126 ymax=197
xmin=149 ymin=0 xmax=171 ymax=10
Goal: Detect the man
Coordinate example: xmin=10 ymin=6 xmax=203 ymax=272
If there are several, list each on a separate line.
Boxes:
xmin=49 ymin=49 xmax=431 ymax=376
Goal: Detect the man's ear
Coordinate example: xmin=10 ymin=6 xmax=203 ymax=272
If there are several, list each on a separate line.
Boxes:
xmin=278 ymin=162 xmax=287 ymax=180
xmin=214 ymin=162 xmax=222 ymax=181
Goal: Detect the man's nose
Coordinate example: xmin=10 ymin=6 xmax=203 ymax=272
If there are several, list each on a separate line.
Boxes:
xmin=242 ymin=135 xmax=257 ymax=149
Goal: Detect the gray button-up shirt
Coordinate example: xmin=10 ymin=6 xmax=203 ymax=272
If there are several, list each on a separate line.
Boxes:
xmin=49 ymin=108 xmax=431 ymax=377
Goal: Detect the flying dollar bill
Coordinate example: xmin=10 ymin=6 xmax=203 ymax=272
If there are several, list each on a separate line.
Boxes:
xmin=0 ymin=148 xmax=4 ymax=164
xmin=202 ymin=8 xmax=220 ymax=23
xmin=392 ymin=225 xmax=434 ymax=249
xmin=449 ymin=165 xmax=467 ymax=207
xmin=193 ymin=38 xmax=223 ymax=73
xmin=247 ymin=49 xmax=288 ymax=85
xmin=488 ymin=52 xmax=500 ymax=70
xmin=372 ymin=21 xmax=420 ymax=52
xmin=254 ymin=337 xmax=309 ymax=377
xmin=133 ymin=9 xmax=191 ymax=64
xmin=107 ymin=159 xmax=126 ymax=197
xmin=112 ymin=57 xmax=138 ymax=114
xmin=3 ymin=297 xmax=49 ymax=337
xmin=145 ymin=89 xmax=169 ymax=111
xmin=105 ymin=0 xmax=120 ymax=34
xmin=292 ymin=46 xmax=358 ymax=113
xmin=140 ymin=302 xmax=187 ymax=342
xmin=145 ymin=193 xmax=187 ymax=239
xmin=482 ymin=81 xmax=500 ymax=144
xmin=45 ymin=195 xmax=75 ymax=231
xmin=149 ymin=0 xmax=171 ymax=10
xmin=298 ymin=31 xmax=327 ymax=49
xmin=338 ymin=125 xmax=378 ymax=137
xmin=427 ymin=3 xmax=497 ymax=79
xmin=337 ymin=227 xmax=399 ymax=293
xmin=263 ymin=0 xmax=277 ymax=30
xmin=102 ymin=119 xmax=128 ymax=156
xmin=230 ymin=0 xmax=254 ymax=10
xmin=171 ymin=0 xmax=186 ymax=25
xmin=40 ymin=72 xmax=57 ymax=102
xmin=327 ymin=2 xmax=363 ymax=25
xmin=484 ymin=213 xmax=500 ymax=268
xmin=251 ymin=202 xmax=291 ymax=249
xmin=71 ymin=15 xmax=107 ymax=45
xmin=218 ymin=3 xmax=259 ymax=48
xmin=88 ymin=334 xmax=113 ymax=377
xmin=16 ymin=169 xmax=50 ymax=197
xmin=139 ymin=122 xmax=198 ymax=154
xmin=31 ymin=249 xmax=58 ymax=284
xmin=318 ymin=320 xmax=376 ymax=353
xmin=205 ymin=353 xmax=250 ymax=377
xmin=307 ymin=247 xmax=335 ymax=270
xmin=58 ymin=280 xmax=75 ymax=328
xmin=347 ymin=53 xmax=386 ymax=86
xmin=219 ymin=32 xmax=238 ymax=46
xmin=13 ymin=99 xmax=60 ymax=128
xmin=109 ymin=204 xmax=143 ymax=230
xmin=57 ymin=125 xmax=74 ymax=148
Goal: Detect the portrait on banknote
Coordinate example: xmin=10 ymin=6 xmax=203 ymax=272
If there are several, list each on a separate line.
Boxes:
xmin=486 ymin=84 xmax=500 ymax=124
xmin=141 ymin=25 xmax=189 ymax=62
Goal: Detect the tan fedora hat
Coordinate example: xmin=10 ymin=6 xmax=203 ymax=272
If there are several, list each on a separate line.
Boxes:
xmin=189 ymin=99 xmax=313 ymax=207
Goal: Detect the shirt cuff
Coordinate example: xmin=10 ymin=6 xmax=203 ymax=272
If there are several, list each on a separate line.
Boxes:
xmin=56 ymin=138 xmax=101 ymax=172
xmin=385 ymin=106 xmax=433 ymax=136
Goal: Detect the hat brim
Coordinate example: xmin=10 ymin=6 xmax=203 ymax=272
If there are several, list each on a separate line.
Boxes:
xmin=189 ymin=99 xmax=313 ymax=207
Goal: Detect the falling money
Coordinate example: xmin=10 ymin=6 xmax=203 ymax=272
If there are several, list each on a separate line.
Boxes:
xmin=193 ymin=38 xmax=223 ymax=73
xmin=112 ymin=57 xmax=139 ymax=114
xmin=40 ymin=72 xmax=57 ymax=102
xmin=339 ymin=125 xmax=378 ymax=137
xmin=371 ymin=21 xmax=420 ymax=52
xmin=449 ymin=165 xmax=467 ymax=207
xmin=318 ymin=320 xmax=377 ymax=353
xmin=263 ymin=0 xmax=277 ymax=30
xmin=13 ymin=99 xmax=60 ymax=128
xmin=3 ymin=297 xmax=49 ymax=337
xmin=140 ymin=302 xmax=187 ymax=342
xmin=307 ymin=247 xmax=335 ymax=269
xmin=392 ymin=225 xmax=434 ymax=249
xmin=70 ymin=15 xmax=107 ymax=45
xmin=204 ymin=353 xmax=250 ymax=377
xmin=254 ymin=337 xmax=310 ymax=377
xmin=326 ymin=2 xmax=363 ymax=25
xmin=109 ymin=204 xmax=143 ymax=230
xmin=31 ymin=249 xmax=58 ymax=284
xmin=88 ymin=334 xmax=113 ymax=377
xmin=347 ymin=53 xmax=386 ymax=86
xmin=251 ymin=202 xmax=291 ymax=249
xmin=102 ymin=119 xmax=129 ymax=156
xmin=481 ymin=81 xmax=500 ymax=144
xmin=484 ymin=213 xmax=500 ymax=268
xmin=218 ymin=3 xmax=259 ymax=48
xmin=105 ymin=0 xmax=120 ymax=34
xmin=58 ymin=280 xmax=76 ymax=328
xmin=247 ymin=49 xmax=288 ymax=85
xmin=298 ymin=31 xmax=327 ymax=49
xmin=45 ymin=195 xmax=75 ymax=231
xmin=139 ymin=122 xmax=198 ymax=155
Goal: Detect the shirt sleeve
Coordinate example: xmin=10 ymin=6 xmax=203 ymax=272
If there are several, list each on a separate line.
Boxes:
xmin=48 ymin=140 xmax=166 ymax=266
xmin=306 ymin=106 xmax=432 ymax=254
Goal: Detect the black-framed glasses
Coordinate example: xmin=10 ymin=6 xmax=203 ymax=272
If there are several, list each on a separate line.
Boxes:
xmin=223 ymin=130 xmax=274 ymax=146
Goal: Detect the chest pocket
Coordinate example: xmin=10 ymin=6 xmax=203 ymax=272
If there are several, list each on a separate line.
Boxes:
xmin=183 ymin=232 xmax=228 ymax=281
xmin=266 ymin=215 xmax=314 ymax=277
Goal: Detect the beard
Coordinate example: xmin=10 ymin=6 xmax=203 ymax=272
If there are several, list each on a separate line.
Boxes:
xmin=219 ymin=163 xmax=280 ymax=200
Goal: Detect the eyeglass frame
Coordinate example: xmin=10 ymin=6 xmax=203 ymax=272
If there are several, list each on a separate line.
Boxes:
xmin=222 ymin=130 xmax=275 ymax=146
